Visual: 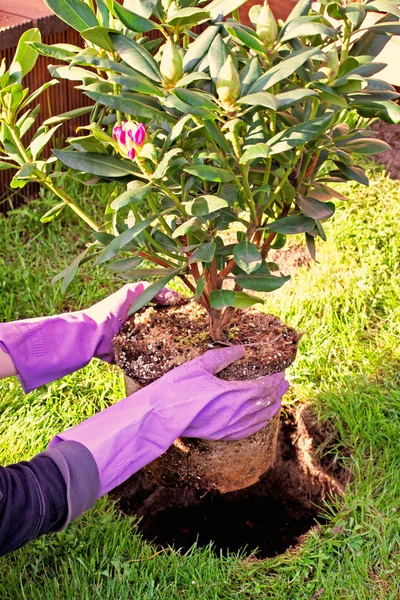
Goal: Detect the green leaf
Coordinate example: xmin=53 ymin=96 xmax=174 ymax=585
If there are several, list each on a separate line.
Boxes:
xmin=128 ymin=269 xmax=182 ymax=315
xmin=234 ymin=264 xmax=290 ymax=292
xmin=189 ymin=242 xmax=216 ymax=264
xmin=98 ymin=216 xmax=157 ymax=264
xmin=52 ymin=247 xmax=93 ymax=292
xmin=167 ymin=7 xmax=210 ymax=27
xmin=277 ymin=89 xmax=318 ymax=109
xmin=81 ymin=26 xmax=116 ymax=52
xmin=53 ymin=150 xmax=138 ymax=178
xmin=237 ymin=92 xmax=279 ymax=110
xmin=183 ymin=165 xmax=234 ymax=182
xmin=44 ymin=0 xmax=98 ymax=32
xmin=207 ymin=0 xmax=248 ymax=20
xmin=185 ymin=195 xmax=228 ymax=216
xmin=30 ymin=124 xmax=62 ymax=161
xmin=350 ymin=14 xmax=394 ymax=61
xmin=110 ymin=183 xmax=152 ymax=210
xmin=175 ymin=72 xmax=210 ymax=87
xmin=113 ymin=2 xmax=158 ymax=33
xmin=108 ymin=73 xmax=164 ymax=97
xmin=285 ymin=0 xmax=312 ymax=23
xmin=340 ymin=138 xmax=391 ymax=155
xmin=265 ymin=215 xmax=316 ymax=234
xmin=123 ymin=0 xmax=158 ymax=18
xmin=240 ymin=143 xmax=271 ymax=164
xmin=362 ymin=22 xmax=400 ymax=35
xmin=0 ymin=160 xmax=18 ymax=170
xmin=122 ymin=268 xmax=176 ymax=279
xmin=183 ymin=25 xmax=220 ymax=72
xmin=345 ymin=3 xmax=365 ymax=28
xmin=194 ymin=276 xmax=205 ymax=301
xmin=224 ymin=23 xmax=266 ymax=54
xmin=268 ymin=115 xmax=331 ymax=155
xmin=248 ymin=46 xmax=321 ymax=93
xmin=43 ymin=106 xmax=92 ymax=126
xmin=209 ymin=289 xmax=263 ymax=310
xmin=208 ymin=34 xmax=229 ymax=86
xmin=296 ymin=195 xmax=335 ymax=220
xmin=365 ymin=0 xmax=400 ymax=18
xmin=108 ymin=257 xmax=142 ymax=272
xmin=153 ymin=148 xmax=182 ymax=179
xmin=10 ymin=28 xmax=41 ymax=77
xmin=313 ymin=82 xmax=348 ymax=108
xmin=233 ymin=241 xmax=262 ymax=274
xmin=174 ymin=88 xmax=216 ymax=111
xmin=172 ymin=217 xmax=203 ymax=239
xmin=280 ymin=22 xmax=337 ymax=44
xmin=40 ymin=201 xmax=67 ymax=223
xmin=26 ymin=41 xmax=76 ymax=61
xmin=48 ymin=64 xmax=100 ymax=81
xmin=84 ymin=91 xmax=168 ymax=121
xmin=110 ymin=33 xmax=161 ymax=82
xmin=335 ymin=163 xmax=369 ymax=185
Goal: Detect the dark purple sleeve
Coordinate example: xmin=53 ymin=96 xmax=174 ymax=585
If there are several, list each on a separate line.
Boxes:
xmin=0 ymin=441 xmax=99 ymax=557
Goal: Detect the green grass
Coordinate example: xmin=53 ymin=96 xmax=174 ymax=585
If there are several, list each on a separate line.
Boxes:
xmin=0 ymin=164 xmax=399 ymax=599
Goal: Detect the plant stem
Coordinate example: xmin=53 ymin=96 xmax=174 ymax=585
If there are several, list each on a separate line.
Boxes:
xmin=158 ymin=182 xmax=186 ymax=215
xmin=341 ymin=20 xmax=352 ymax=62
xmin=239 ymin=164 xmax=258 ymax=226
xmin=43 ymin=180 xmax=100 ymax=231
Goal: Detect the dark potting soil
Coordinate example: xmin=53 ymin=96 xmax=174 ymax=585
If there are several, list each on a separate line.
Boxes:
xmin=113 ymin=302 xmax=299 ymax=385
xmin=112 ymin=407 xmax=348 ymax=559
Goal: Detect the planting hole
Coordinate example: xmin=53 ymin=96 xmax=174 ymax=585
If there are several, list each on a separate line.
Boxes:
xmin=114 ymin=408 xmax=348 ymax=559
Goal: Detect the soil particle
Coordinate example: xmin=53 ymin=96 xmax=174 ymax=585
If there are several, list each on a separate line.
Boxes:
xmin=113 ymin=302 xmax=299 ymax=385
xmin=112 ymin=406 xmax=349 ymax=559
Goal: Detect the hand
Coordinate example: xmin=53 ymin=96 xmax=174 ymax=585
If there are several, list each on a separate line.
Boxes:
xmin=49 ymin=346 xmax=289 ymax=496
xmin=0 ymin=283 xmax=181 ymax=393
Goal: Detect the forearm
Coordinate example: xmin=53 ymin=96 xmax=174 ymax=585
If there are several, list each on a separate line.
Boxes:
xmin=0 ymin=441 xmax=99 ymax=556
xmin=0 ymin=344 xmax=17 ymax=380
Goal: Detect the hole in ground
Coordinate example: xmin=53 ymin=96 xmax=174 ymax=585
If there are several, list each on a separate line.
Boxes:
xmin=112 ymin=407 xmax=349 ymax=559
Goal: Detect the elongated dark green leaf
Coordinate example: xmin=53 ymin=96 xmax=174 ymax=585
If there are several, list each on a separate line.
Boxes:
xmin=297 ymin=195 xmax=335 ymax=220
xmin=111 ymin=183 xmax=152 ymax=210
xmin=26 ymin=41 xmax=76 ymax=61
xmin=268 ymin=115 xmax=331 ymax=155
xmin=362 ymin=22 xmax=400 ymax=34
xmin=240 ymin=56 xmax=262 ymax=97
xmin=0 ymin=161 xmax=18 ymax=170
xmin=98 ymin=216 xmax=156 ymax=264
xmin=234 ymin=266 xmax=290 ymax=292
xmin=10 ymin=28 xmax=41 ymax=77
xmin=167 ymin=7 xmax=210 ymax=26
xmin=108 ymin=73 xmax=164 ymax=96
xmin=110 ymin=33 xmax=161 ymax=82
xmin=175 ymin=72 xmax=210 ymax=87
xmin=276 ymin=88 xmax=318 ymax=109
xmin=350 ymin=14 xmax=394 ymax=60
xmin=194 ymin=277 xmax=205 ymax=301
xmin=123 ymin=268 xmax=176 ymax=279
xmin=183 ymin=165 xmax=234 ymax=182
xmin=240 ymin=143 xmax=271 ymax=164
xmin=81 ymin=26 xmax=116 ymax=52
xmin=265 ymin=215 xmax=315 ymax=234
xmin=124 ymin=0 xmax=158 ymax=18
xmin=84 ymin=91 xmax=168 ymax=121
xmin=233 ymin=241 xmax=262 ymax=274
xmin=285 ymin=0 xmax=312 ymax=23
xmin=280 ymin=22 xmax=337 ymax=43
xmin=109 ymin=257 xmax=142 ymax=272
xmin=53 ymin=149 xmax=138 ymax=177
xmin=345 ymin=3 xmax=365 ymax=28
xmin=335 ymin=163 xmax=369 ymax=185
xmin=20 ymin=80 xmax=59 ymax=110
xmin=174 ymin=88 xmax=216 ymax=111
xmin=353 ymin=100 xmax=400 ymax=124
xmin=44 ymin=0 xmax=98 ymax=32
xmin=189 ymin=242 xmax=216 ymax=264
xmin=153 ymin=148 xmax=182 ymax=179
xmin=365 ymin=0 xmax=400 ymax=18
xmin=48 ymin=64 xmax=100 ymax=81
xmin=237 ymin=92 xmax=279 ymax=110
xmin=128 ymin=268 xmax=182 ymax=315
xmin=113 ymin=2 xmax=157 ymax=33
xmin=208 ymin=34 xmax=228 ymax=86
xmin=224 ymin=23 xmax=266 ymax=53
xmin=248 ymin=46 xmax=321 ymax=93
xmin=172 ymin=217 xmax=203 ymax=238
xmin=185 ymin=195 xmax=228 ymax=216
xmin=207 ymin=0 xmax=248 ymax=20
xmin=183 ymin=25 xmax=220 ymax=72
xmin=43 ymin=106 xmax=92 ymax=126
xmin=341 ymin=138 xmax=391 ymax=155
xmin=30 ymin=124 xmax=62 ymax=160
xmin=209 ymin=289 xmax=263 ymax=309
xmin=313 ymin=82 xmax=347 ymax=108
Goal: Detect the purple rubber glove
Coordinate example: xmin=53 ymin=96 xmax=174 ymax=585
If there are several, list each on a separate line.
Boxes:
xmin=0 ymin=283 xmax=180 ymax=393
xmin=48 ymin=346 xmax=288 ymax=497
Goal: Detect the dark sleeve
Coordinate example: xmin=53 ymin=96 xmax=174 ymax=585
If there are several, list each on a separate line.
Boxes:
xmin=0 ymin=441 xmax=100 ymax=557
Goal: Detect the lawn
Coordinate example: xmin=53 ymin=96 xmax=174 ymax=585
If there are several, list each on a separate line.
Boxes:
xmin=0 ymin=162 xmax=399 ymax=599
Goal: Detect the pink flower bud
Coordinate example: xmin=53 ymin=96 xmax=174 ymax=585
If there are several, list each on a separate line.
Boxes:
xmin=112 ymin=125 xmax=122 ymax=141
xmin=128 ymin=148 xmax=136 ymax=160
xmin=133 ymin=123 xmax=146 ymax=146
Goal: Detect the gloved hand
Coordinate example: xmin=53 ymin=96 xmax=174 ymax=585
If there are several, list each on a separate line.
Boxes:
xmin=48 ymin=345 xmax=289 ymax=497
xmin=0 ymin=283 xmax=180 ymax=393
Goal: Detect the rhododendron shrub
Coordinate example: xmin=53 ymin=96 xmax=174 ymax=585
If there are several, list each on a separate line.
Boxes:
xmin=0 ymin=0 xmax=399 ymax=340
